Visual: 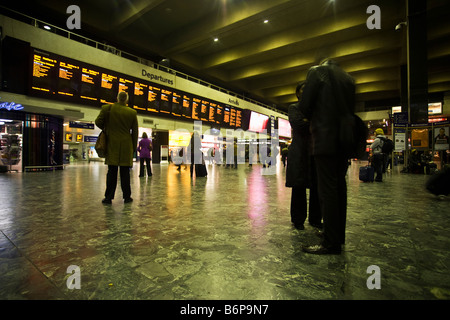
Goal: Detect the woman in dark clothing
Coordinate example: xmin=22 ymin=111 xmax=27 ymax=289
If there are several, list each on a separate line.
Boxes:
xmin=188 ymin=131 xmax=207 ymax=177
xmin=137 ymin=132 xmax=152 ymax=177
xmin=285 ymin=82 xmax=322 ymax=230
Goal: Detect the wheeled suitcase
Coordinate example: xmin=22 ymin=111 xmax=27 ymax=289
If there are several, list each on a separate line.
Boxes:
xmin=359 ymin=165 xmax=374 ymax=182
xmin=195 ymin=163 xmax=207 ymax=177
xmin=194 ymin=156 xmax=207 ymax=177
xmin=426 ymin=167 xmax=450 ymax=196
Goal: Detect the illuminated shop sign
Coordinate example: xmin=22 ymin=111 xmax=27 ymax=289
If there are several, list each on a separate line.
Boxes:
xmin=0 ymin=99 xmax=24 ymax=111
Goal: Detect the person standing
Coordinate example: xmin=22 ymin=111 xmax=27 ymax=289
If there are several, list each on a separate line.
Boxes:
xmin=370 ymin=128 xmax=386 ymax=182
xmin=95 ymin=91 xmax=138 ymax=204
xmin=188 ymin=131 xmax=207 ymax=177
xmin=299 ymin=59 xmax=355 ymax=254
xmin=286 ymin=82 xmax=321 ymax=231
xmin=138 ymin=132 xmax=152 ymax=177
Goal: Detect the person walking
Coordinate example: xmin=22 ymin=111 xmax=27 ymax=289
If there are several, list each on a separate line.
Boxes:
xmin=370 ymin=128 xmax=386 ymax=182
xmin=298 ymin=58 xmax=355 ymax=254
xmin=95 ymin=91 xmax=138 ymax=204
xmin=286 ymin=82 xmax=321 ymax=231
xmin=138 ymin=132 xmax=152 ymax=177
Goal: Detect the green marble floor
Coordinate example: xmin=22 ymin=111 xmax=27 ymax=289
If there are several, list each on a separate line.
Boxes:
xmin=0 ymin=160 xmax=449 ymax=300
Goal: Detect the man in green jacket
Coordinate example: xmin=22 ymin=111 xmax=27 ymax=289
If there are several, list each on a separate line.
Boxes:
xmin=95 ymin=91 xmax=138 ymax=204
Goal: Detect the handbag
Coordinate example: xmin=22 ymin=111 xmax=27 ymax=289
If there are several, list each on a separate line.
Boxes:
xmin=95 ymin=105 xmax=111 ymax=158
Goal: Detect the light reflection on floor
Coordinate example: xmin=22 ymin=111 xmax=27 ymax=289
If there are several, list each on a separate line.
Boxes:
xmin=0 ymin=160 xmax=449 ymax=300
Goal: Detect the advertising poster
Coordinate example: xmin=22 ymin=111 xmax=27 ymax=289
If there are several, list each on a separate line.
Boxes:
xmin=411 ymin=129 xmax=429 ymax=149
xmin=394 ymin=128 xmax=406 ymax=152
xmin=434 ymin=127 xmax=449 ymax=151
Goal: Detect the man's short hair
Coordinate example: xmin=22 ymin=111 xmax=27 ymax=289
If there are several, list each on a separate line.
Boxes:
xmin=295 ymin=81 xmax=305 ymax=99
xmin=117 ymin=91 xmax=129 ymax=104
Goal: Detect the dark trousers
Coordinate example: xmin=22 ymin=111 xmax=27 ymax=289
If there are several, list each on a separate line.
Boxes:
xmin=372 ymin=153 xmax=384 ymax=181
xmin=139 ymin=157 xmax=152 ymax=176
xmin=105 ymin=165 xmax=131 ymax=200
xmin=314 ymin=155 xmax=349 ymax=249
xmin=290 ymin=185 xmax=321 ymax=226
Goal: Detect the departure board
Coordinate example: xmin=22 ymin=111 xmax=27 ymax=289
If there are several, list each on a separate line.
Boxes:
xmin=133 ymin=82 xmax=148 ymax=111
xmin=192 ymin=97 xmax=201 ymax=120
xmin=29 ymin=47 xmax=250 ymax=130
xmin=160 ymin=89 xmax=172 ymax=114
xmin=171 ymin=91 xmax=182 ymax=117
xmin=80 ymin=67 xmax=100 ymax=102
xmin=99 ymin=72 xmax=118 ymax=104
xmin=182 ymin=94 xmax=192 ymax=119
xmin=229 ymin=108 xmax=237 ymax=127
xmin=200 ymin=100 xmax=209 ymax=122
xmin=32 ymin=51 xmax=58 ymax=93
xmin=119 ymin=77 xmax=133 ymax=94
xmin=57 ymin=59 xmax=80 ymax=97
xmin=215 ymin=104 xmax=223 ymax=125
xmin=223 ymin=106 xmax=231 ymax=127
xmin=235 ymin=109 xmax=242 ymax=128
xmin=148 ymin=85 xmax=161 ymax=112
xmin=209 ymin=102 xmax=217 ymax=123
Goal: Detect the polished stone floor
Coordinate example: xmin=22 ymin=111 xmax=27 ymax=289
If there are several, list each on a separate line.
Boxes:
xmin=0 ymin=159 xmax=449 ymax=301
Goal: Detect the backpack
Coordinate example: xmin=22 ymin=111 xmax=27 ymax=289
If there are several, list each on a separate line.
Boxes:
xmin=380 ymin=137 xmax=394 ymax=154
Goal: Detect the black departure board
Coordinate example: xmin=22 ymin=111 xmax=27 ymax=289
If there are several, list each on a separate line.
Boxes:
xmin=99 ymin=72 xmax=118 ymax=104
xmin=32 ymin=51 xmax=58 ymax=93
xmin=133 ymin=82 xmax=148 ymax=111
xmin=215 ymin=104 xmax=223 ymax=125
xmin=200 ymin=100 xmax=209 ymax=122
xmin=230 ymin=108 xmax=237 ymax=127
xmin=147 ymin=85 xmax=161 ymax=112
xmin=80 ymin=67 xmax=100 ymax=102
xmin=223 ymin=106 xmax=231 ymax=127
xmin=235 ymin=109 xmax=242 ymax=128
xmin=192 ymin=97 xmax=201 ymax=120
xmin=29 ymin=47 xmax=248 ymax=129
xmin=171 ymin=91 xmax=182 ymax=117
xmin=160 ymin=88 xmax=172 ymax=114
xmin=57 ymin=59 xmax=80 ymax=97
xmin=182 ymin=94 xmax=192 ymax=119
xmin=119 ymin=77 xmax=133 ymax=94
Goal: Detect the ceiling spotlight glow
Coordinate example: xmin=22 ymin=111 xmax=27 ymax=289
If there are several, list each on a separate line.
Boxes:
xmin=43 ymin=25 xmax=51 ymax=30
xmin=214 ymin=37 xmax=219 ymax=42
xmin=264 ymin=19 xmax=269 ymax=23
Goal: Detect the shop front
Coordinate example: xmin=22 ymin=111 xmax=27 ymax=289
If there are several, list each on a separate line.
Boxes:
xmin=1 ymin=108 xmax=63 ymax=172
xmin=0 ymin=96 xmax=84 ymax=172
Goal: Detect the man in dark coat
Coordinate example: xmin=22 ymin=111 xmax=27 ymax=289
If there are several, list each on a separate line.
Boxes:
xmin=95 ymin=91 xmax=138 ymax=204
xmin=286 ymin=82 xmax=321 ymax=230
xmin=299 ymin=59 xmax=355 ymax=254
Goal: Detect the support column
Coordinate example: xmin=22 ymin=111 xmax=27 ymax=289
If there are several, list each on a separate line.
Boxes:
xmin=407 ymin=0 xmax=428 ymax=125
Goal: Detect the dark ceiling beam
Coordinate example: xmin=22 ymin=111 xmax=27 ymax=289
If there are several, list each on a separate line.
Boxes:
xmin=160 ymin=0 xmax=297 ymax=55
xmin=113 ymin=0 xmax=167 ymax=31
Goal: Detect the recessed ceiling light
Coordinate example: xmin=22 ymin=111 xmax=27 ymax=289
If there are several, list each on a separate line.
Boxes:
xmin=264 ymin=19 xmax=269 ymax=23
xmin=214 ymin=37 xmax=219 ymax=42
xmin=43 ymin=25 xmax=51 ymax=30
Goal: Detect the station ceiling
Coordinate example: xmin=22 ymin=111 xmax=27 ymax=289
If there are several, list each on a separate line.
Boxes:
xmin=3 ymin=0 xmax=450 ymax=113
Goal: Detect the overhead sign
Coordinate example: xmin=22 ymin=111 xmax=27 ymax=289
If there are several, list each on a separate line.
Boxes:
xmin=69 ymin=121 xmax=94 ymax=129
xmin=0 ymin=99 xmax=24 ymax=111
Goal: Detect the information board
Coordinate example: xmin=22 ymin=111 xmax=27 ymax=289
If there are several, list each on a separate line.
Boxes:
xmin=133 ymin=82 xmax=148 ymax=111
xmin=29 ymin=47 xmax=248 ymax=129
xmin=57 ymin=59 xmax=80 ymax=97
